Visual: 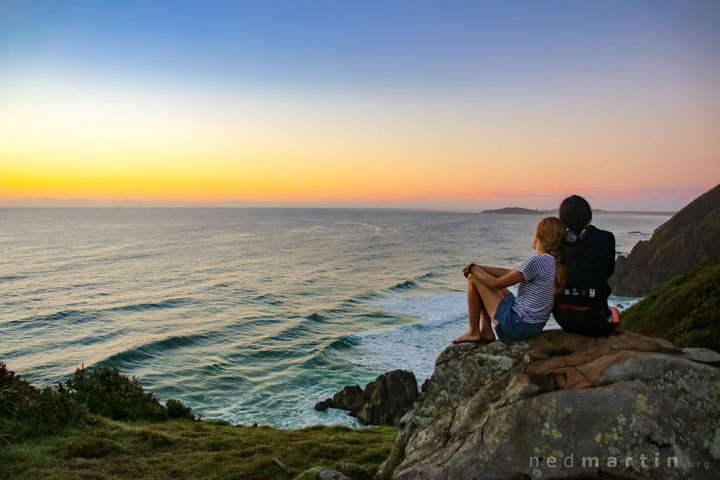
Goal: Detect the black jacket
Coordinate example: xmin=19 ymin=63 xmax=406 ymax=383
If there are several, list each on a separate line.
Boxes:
xmin=556 ymin=225 xmax=615 ymax=308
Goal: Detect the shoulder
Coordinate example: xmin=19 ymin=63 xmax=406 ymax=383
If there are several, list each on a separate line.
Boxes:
xmin=581 ymin=225 xmax=613 ymax=243
xmin=588 ymin=226 xmax=615 ymax=245
xmin=518 ymin=254 xmax=555 ymax=281
xmin=539 ymin=253 xmax=557 ymax=267
xmin=519 ymin=254 xmax=555 ymax=270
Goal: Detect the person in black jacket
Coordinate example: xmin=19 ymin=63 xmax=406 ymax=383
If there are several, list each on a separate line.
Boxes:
xmin=553 ymin=195 xmax=617 ymax=336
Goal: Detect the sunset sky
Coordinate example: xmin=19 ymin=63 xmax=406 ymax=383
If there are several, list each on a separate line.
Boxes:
xmin=1 ymin=0 xmax=718 ymax=211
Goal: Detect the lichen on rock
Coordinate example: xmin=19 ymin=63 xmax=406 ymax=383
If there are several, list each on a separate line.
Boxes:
xmin=375 ymin=329 xmax=720 ymax=480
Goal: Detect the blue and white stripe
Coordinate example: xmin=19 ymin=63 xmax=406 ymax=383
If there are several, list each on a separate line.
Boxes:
xmin=513 ymin=253 xmax=556 ymax=324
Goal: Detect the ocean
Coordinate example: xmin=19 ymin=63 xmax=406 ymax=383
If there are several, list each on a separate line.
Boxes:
xmin=1 ymin=208 xmax=670 ymax=428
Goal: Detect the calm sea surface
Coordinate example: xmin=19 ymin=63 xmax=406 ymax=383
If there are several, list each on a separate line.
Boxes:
xmin=1 ymin=208 xmax=670 ymax=428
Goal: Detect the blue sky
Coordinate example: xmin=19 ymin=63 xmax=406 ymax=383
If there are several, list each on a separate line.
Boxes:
xmin=4 ymin=0 xmax=718 ymax=90
xmin=1 ymin=1 xmax=719 ymax=210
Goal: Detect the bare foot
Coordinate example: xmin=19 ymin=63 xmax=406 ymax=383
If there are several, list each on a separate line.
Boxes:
xmin=452 ymin=331 xmax=495 ymax=344
xmin=477 ymin=328 xmax=496 ymax=342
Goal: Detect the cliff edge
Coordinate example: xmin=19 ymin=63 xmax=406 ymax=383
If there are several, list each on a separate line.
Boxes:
xmin=621 ymin=258 xmax=720 ymax=352
xmin=610 ymin=184 xmax=720 ymax=297
xmin=375 ymin=329 xmax=720 ymax=479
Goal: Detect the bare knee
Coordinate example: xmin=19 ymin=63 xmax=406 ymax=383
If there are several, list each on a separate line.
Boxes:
xmin=468 ymin=274 xmax=491 ymax=293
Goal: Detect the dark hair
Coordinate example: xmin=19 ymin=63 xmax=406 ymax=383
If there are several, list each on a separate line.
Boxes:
xmin=559 ymin=195 xmax=592 ymax=233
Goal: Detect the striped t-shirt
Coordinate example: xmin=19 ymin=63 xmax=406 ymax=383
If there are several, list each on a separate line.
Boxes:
xmin=513 ymin=254 xmax=556 ymax=324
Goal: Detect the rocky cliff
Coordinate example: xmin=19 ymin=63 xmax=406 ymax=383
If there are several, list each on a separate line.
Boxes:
xmin=375 ymin=329 xmax=720 ymax=480
xmin=610 ymin=184 xmax=720 ymax=297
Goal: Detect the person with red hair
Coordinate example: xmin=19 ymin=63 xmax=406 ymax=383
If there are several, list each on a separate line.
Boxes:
xmin=453 ymin=217 xmax=566 ymax=344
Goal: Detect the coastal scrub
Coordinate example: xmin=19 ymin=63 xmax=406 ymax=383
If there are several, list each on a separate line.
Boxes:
xmin=0 ymin=363 xmax=193 ymax=442
xmin=620 ymin=258 xmax=720 ymax=352
xmin=1 ymin=365 xmax=396 ymax=479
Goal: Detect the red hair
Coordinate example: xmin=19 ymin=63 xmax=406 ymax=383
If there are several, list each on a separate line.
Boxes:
xmin=535 ymin=217 xmax=566 ymax=296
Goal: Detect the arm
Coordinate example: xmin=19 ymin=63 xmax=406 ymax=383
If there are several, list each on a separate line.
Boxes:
xmin=470 ymin=264 xmax=512 ymax=278
xmin=463 ymin=264 xmax=512 ymax=277
xmin=470 ymin=267 xmax=524 ymax=290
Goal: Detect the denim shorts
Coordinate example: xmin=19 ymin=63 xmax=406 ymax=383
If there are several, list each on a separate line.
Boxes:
xmin=494 ymin=293 xmax=546 ymax=342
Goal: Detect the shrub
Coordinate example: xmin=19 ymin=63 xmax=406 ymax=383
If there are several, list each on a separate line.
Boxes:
xmin=166 ymin=398 xmax=194 ymax=420
xmin=63 ymin=366 xmax=194 ymax=421
xmin=0 ymin=363 xmax=86 ymax=440
xmin=65 ymin=366 xmax=172 ymax=421
xmin=622 ymin=258 xmax=720 ymax=352
xmin=0 ymin=363 xmax=194 ymax=442
xmin=0 ymin=362 xmax=35 ymax=417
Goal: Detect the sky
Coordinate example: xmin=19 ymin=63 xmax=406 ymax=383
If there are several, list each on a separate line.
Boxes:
xmin=1 ymin=0 xmax=718 ymax=211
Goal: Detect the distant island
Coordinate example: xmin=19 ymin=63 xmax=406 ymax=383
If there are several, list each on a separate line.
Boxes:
xmin=481 ymin=207 xmax=675 ymax=215
xmin=481 ymin=207 xmax=549 ymax=214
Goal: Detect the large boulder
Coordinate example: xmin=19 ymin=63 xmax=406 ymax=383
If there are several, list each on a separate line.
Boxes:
xmin=376 ymin=329 xmax=720 ymax=479
xmin=610 ymin=183 xmax=720 ymax=297
xmin=314 ymin=385 xmax=365 ymax=413
xmin=316 ymin=370 xmax=418 ymax=426
xmin=356 ymin=370 xmax=418 ymax=426
xmin=295 ymin=466 xmax=350 ymax=480
xmin=333 ymin=462 xmax=373 ymax=480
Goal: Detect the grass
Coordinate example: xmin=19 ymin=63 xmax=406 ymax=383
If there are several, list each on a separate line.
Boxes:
xmin=1 ymin=364 xmax=397 ymax=478
xmin=0 ymin=416 xmax=397 ymax=479
xmin=621 ymin=258 xmax=720 ymax=352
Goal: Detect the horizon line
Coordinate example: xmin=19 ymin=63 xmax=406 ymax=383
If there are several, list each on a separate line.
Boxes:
xmin=0 ymin=204 xmax=678 ymax=215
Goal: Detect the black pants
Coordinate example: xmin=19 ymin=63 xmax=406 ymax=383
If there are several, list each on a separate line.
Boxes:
xmin=553 ymin=306 xmax=617 ymax=337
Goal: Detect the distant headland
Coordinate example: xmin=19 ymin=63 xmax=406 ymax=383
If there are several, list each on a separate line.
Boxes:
xmin=481 ymin=207 xmax=675 ymax=215
xmin=481 ymin=207 xmax=548 ymax=214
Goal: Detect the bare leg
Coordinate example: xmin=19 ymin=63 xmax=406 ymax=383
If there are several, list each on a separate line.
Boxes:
xmin=468 ymin=274 xmax=507 ymax=322
xmin=471 ymin=266 xmax=510 ymax=310
xmin=452 ymin=277 xmax=497 ymax=343
xmin=478 ymin=301 xmax=494 ymax=338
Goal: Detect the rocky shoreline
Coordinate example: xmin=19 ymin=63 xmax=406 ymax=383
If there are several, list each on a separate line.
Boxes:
xmin=6 ymin=328 xmax=718 ymax=480
xmin=6 ymin=187 xmax=720 ymax=479
xmin=310 ymin=329 xmax=720 ymax=480
xmin=314 ymin=370 xmax=418 ymax=427
xmin=295 ymin=185 xmax=720 ymax=479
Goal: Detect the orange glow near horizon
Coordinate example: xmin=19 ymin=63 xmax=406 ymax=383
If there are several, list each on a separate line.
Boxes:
xmin=2 ymin=1 xmax=720 ymax=211
xmin=1 ymin=75 xmax=719 ymax=209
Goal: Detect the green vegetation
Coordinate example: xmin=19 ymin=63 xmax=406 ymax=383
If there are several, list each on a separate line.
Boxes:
xmin=1 ymin=364 xmax=193 ymax=443
xmin=1 ymin=363 xmax=87 ymax=441
xmin=1 ymin=364 xmax=397 ymax=478
xmin=64 ymin=366 xmax=186 ymax=421
xmin=621 ymin=258 xmax=720 ymax=352
xmin=0 ymin=417 xmax=396 ymax=479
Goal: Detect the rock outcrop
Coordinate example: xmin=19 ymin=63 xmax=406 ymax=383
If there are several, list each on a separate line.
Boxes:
xmin=375 ymin=329 xmax=720 ymax=479
xmin=332 ymin=462 xmax=373 ymax=480
xmin=295 ymin=466 xmax=350 ymax=480
xmin=610 ymin=183 xmax=720 ymax=297
xmin=332 ymin=385 xmax=367 ymax=413
xmin=315 ymin=370 xmax=418 ymax=426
